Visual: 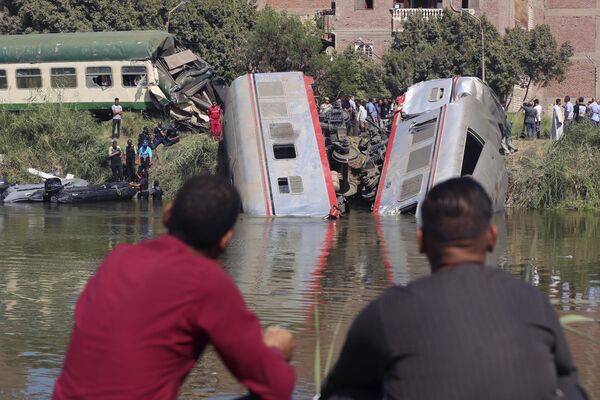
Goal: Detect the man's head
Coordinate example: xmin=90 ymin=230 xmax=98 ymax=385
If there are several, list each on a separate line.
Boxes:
xmin=212 ymin=101 xmax=217 ymax=106
xmin=579 ymin=96 xmax=585 ymax=103
xmin=127 ymin=138 xmax=133 ymax=146
xmin=417 ymin=177 xmax=497 ymax=272
xmin=565 ymin=95 xmax=571 ymax=102
xmin=533 ymin=99 xmax=539 ymax=105
xmin=143 ymin=126 xmax=149 ymax=133
xmin=142 ymin=140 xmax=149 ymax=148
xmin=114 ymin=98 xmax=119 ymax=105
xmin=112 ymin=139 xmax=118 ymax=148
xmin=556 ymin=98 xmax=562 ymax=106
xmin=153 ymin=180 xmax=159 ymax=187
xmin=324 ymin=97 xmax=330 ymax=103
xmin=163 ymin=175 xmax=240 ymax=258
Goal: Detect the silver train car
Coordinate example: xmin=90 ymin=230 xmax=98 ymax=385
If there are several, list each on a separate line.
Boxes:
xmin=373 ymin=77 xmax=508 ymax=215
xmin=224 ymin=72 xmax=336 ymax=216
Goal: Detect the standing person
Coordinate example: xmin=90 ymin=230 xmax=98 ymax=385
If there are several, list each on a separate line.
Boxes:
xmin=533 ymin=99 xmax=543 ymax=139
xmin=564 ymin=96 xmax=574 ymax=131
xmin=522 ymin=102 xmax=537 ymax=140
xmin=590 ymin=98 xmax=600 ymax=126
xmin=349 ymin=95 xmax=358 ymax=135
xmin=52 ymin=175 xmax=296 ymax=400
xmin=358 ymin=101 xmax=368 ymax=133
xmin=138 ymin=140 xmax=153 ymax=175
xmin=138 ymin=126 xmax=151 ymax=150
xmin=108 ymin=139 xmax=123 ymax=182
xmin=111 ymin=98 xmax=123 ymax=139
xmin=207 ymin=101 xmax=223 ymax=141
xmin=574 ymin=97 xmax=587 ymax=123
xmin=321 ymin=177 xmax=587 ymax=400
xmin=124 ymin=139 xmax=136 ymax=182
xmin=320 ymin=97 xmax=333 ymax=114
xmin=151 ymin=180 xmax=163 ymax=201
xmin=366 ymin=99 xmax=378 ymax=125
xmin=380 ymin=98 xmax=390 ymax=129
xmin=552 ymin=98 xmax=565 ymax=140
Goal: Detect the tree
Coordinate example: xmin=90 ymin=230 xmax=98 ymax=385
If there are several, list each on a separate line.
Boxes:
xmin=383 ymin=10 xmax=520 ymax=103
xmin=505 ymin=24 xmax=574 ymax=102
xmin=316 ymin=48 xmax=390 ymax=101
xmin=244 ymin=7 xmax=324 ymax=75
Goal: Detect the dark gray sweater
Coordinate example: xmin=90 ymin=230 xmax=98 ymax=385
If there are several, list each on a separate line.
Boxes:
xmin=321 ymin=264 xmax=587 ymax=400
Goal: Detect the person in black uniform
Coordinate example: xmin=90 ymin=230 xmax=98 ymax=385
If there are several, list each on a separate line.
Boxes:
xmin=138 ymin=126 xmax=151 ymax=150
xmin=321 ymin=177 xmax=587 ymax=400
xmin=124 ymin=139 xmax=136 ymax=182
xmin=108 ymin=139 xmax=123 ymax=182
xmin=151 ymin=180 xmax=163 ymax=201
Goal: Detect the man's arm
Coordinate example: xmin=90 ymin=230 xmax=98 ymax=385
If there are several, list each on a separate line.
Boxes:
xmin=320 ymin=299 xmax=390 ymax=399
xmin=542 ymin=295 xmax=589 ymax=399
xmin=197 ymin=271 xmax=295 ymax=400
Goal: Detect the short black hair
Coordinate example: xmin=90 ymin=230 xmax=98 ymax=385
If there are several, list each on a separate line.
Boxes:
xmin=556 ymin=98 xmax=561 ymax=105
xmin=168 ymin=175 xmax=240 ymax=250
xmin=565 ymin=95 xmax=571 ymax=101
xmin=421 ymin=177 xmax=492 ymax=245
xmin=533 ymin=99 xmax=539 ymax=104
xmin=115 ymin=98 xmax=119 ymax=101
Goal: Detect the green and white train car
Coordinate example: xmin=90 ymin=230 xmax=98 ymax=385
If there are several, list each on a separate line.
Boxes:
xmin=0 ymin=31 xmax=225 ymax=127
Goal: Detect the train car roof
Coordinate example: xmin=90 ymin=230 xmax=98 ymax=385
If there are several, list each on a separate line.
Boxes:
xmin=0 ymin=31 xmax=175 ymax=63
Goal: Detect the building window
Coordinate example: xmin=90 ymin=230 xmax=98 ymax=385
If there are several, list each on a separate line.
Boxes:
xmin=354 ymin=41 xmax=374 ymax=58
xmin=51 ymin=67 xmax=77 ymax=88
xmin=0 ymin=70 xmax=7 ymax=89
xmin=122 ymin=66 xmax=147 ymax=87
xmin=86 ymin=66 xmax=112 ymax=88
xmin=355 ymin=0 xmax=374 ymax=10
xmin=16 ymin=68 xmax=42 ymax=89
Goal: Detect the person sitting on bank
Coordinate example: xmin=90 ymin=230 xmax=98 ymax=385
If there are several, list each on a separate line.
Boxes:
xmin=320 ymin=177 xmax=587 ymax=400
xmin=165 ymin=124 xmax=180 ymax=146
xmin=138 ymin=140 xmax=153 ymax=175
xmin=52 ymin=175 xmax=296 ymax=400
xmin=108 ymin=139 xmax=123 ymax=182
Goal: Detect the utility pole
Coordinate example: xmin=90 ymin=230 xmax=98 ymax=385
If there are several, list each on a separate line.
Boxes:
xmin=449 ymin=1 xmax=485 ymax=83
xmin=166 ymin=0 xmax=190 ymax=33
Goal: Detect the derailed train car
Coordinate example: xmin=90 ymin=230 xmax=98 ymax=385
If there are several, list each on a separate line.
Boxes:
xmin=0 ymin=31 xmax=227 ymax=130
xmin=373 ymin=77 xmax=508 ymax=215
xmin=224 ymin=72 xmax=337 ymax=216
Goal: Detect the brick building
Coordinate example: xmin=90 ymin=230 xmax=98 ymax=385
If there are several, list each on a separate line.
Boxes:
xmin=259 ymin=0 xmax=600 ymax=102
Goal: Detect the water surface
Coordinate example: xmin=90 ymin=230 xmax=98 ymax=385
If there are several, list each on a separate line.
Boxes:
xmin=0 ymin=204 xmax=598 ymax=398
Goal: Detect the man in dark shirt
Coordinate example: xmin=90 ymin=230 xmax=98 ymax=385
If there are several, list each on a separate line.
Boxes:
xmin=53 ymin=175 xmax=295 ymax=400
xmin=321 ymin=177 xmax=587 ymax=400
xmin=124 ymin=139 xmax=136 ymax=182
xmin=108 ymin=139 xmax=123 ymax=182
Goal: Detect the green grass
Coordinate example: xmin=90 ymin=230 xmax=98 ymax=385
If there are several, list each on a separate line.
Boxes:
xmin=507 ymin=122 xmax=600 ymax=210
xmin=507 ymin=112 xmax=552 ymax=139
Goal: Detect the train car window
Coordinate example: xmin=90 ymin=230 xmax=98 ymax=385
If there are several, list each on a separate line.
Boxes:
xmin=51 ymin=67 xmax=77 ymax=88
xmin=122 ymin=66 xmax=147 ymax=87
xmin=16 ymin=68 xmax=42 ymax=89
xmin=461 ymin=129 xmax=484 ymax=176
xmin=273 ymin=144 xmax=297 ymax=159
xmin=0 ymin=70 xmax=7 ymax=89
xmin=86 ymin=67 xmax=112 ymax=88
xmin=278 ymin=178 xmax=290 ymax=194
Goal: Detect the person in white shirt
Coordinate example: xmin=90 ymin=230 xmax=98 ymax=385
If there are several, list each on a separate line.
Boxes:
xmin=551 ymin=98 xmax=565 ymax=140
xmin=533 ymin=99 xmax=543 ymax=139
xmin=590 ymin=98 xmax=600 ymax=126
xmin=320 ymin=98 xmax=333 ymax=114
xmin=111 ymin=98 xmax=123 ymax=139
xmin=358 ymin=100 xmax=368 ymax=133
xmin=563 ymin=96 xmax=574 ymax=132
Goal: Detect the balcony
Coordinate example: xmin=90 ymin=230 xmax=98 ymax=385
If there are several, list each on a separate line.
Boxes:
xmin=391 ymin=8 xmax=475 ymax=31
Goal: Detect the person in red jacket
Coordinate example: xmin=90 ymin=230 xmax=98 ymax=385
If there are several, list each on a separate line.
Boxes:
xmin=52 ymin=175 xmax=295 ymax=400
xmin=207 ymin=101 xmax=223 ymax=141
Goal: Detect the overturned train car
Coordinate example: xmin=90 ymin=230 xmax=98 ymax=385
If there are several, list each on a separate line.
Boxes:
xmin=373 ymin=77 xmax=508 ymax=215
xmin=223 ymin=72 xmax=337 ymax=216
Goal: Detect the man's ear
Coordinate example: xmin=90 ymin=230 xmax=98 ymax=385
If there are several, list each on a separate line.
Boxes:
xmin=219 ymin=229 xmax=234 ymax=253
xmin=416 ymin=227 xmax=426 ymax=254
xmin=162 ymin=202 xmax=173 ymax=229
xmin=486 ymin=223 xmax=498 ymax=253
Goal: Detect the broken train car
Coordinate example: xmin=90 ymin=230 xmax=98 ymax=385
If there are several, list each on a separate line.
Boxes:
xmin=373 ymin=77 xmax=508 ymax=215
xmin=0 ymin=31 xmax=227 ymax=130
xmin=224 ymin=72 xmax=337 ymax=216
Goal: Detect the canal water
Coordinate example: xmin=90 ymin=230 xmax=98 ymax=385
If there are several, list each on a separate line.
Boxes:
xmin=0 ymin=203 xmax=599 ymax=399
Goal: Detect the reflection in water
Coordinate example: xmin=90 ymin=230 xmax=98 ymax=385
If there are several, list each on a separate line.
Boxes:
xmin=0 ymin=205 xmax=598 ymax=399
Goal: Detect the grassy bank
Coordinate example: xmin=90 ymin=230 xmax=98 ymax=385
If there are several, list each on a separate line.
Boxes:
xmin=507 ymin=112 xmax=552 ymax=138
xmin=0 ymin=105 xmax=217 ymax=199
xmin=507 ymin=122 xmax=600 ymax=210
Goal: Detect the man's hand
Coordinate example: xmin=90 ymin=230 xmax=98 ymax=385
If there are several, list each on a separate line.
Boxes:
xmin=263 ymin=326 xmax=295 ymax=361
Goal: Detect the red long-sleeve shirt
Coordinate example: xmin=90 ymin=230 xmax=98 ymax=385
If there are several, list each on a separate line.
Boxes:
xmin=52 ymin=234 xmax=295 ymax=400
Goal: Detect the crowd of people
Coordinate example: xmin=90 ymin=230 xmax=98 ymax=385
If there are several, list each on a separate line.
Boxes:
xmin=51 ymin=175 xmax=588 ymax=400
xmin=320 ymin=95 xmax=398 ymax=134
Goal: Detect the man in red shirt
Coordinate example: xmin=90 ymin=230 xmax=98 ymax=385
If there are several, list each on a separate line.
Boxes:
xmin=207 ymin=101 xmax=223 ymax=141
xmin=52 ymin=175 xmax=295 ymax=400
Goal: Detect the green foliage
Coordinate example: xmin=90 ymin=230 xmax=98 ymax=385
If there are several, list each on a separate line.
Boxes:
xmin=245 ymin=7 xmax=324 ymax=75
xmin=153 ymin=135 xmax=218 ymax=199
xmin=383 ymin=10 xmax=518 ymax=101
xmin=508 ymin=123 xmax=600 ymax=210
xmin=316 ymin=49 xmax=390 ymax=100
xmin=505 ymin=24 xmax=573 ymax=99
xmin=0 ymin=104 xmax=109 ymax=183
